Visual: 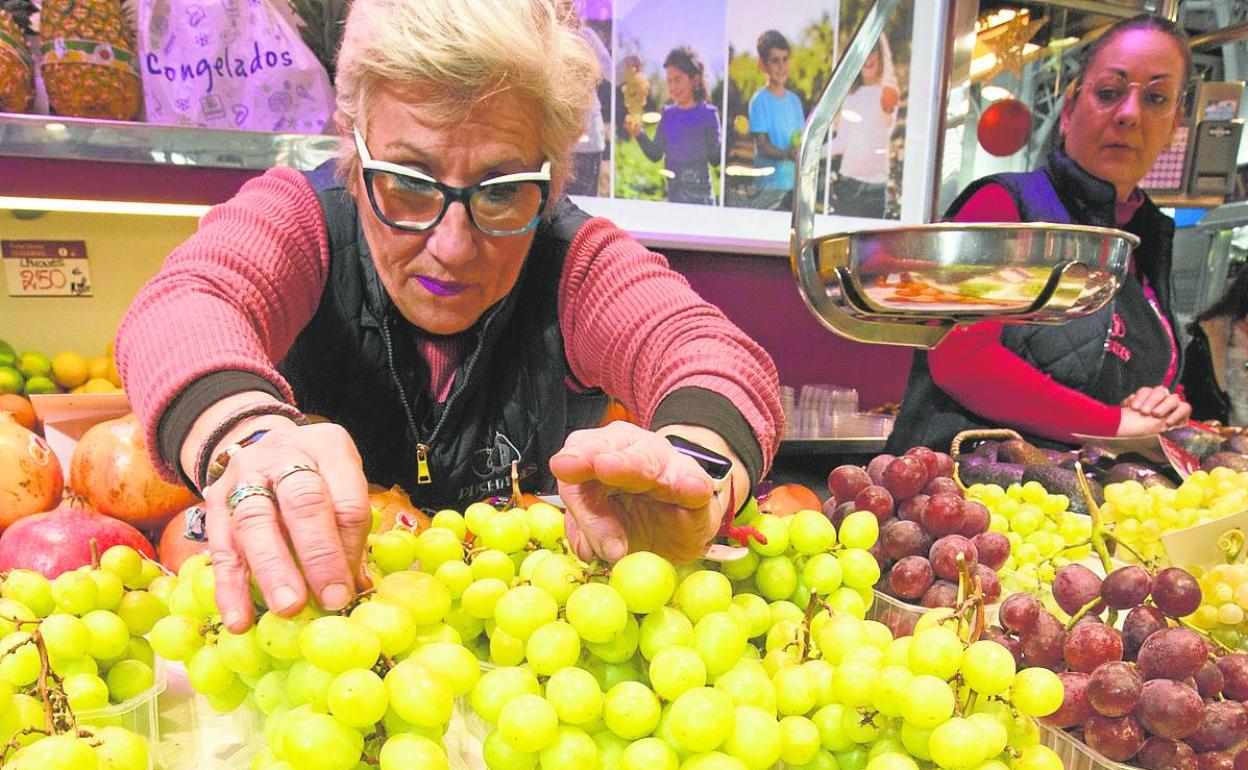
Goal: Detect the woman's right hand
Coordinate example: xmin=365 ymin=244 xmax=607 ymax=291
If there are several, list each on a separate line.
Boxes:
xmin=203 ymin=421 xmax=372 ymax=633
xmin=1115 ymin=407 xmax=1169 ymax=437
xmin=1120 ymin=386 xmax=1191 ymax=429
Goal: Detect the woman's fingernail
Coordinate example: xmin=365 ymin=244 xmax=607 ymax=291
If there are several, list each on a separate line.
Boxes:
xmin=321 ymin=582 xmax=352 ymax=610
xmin=223 ymin=611 xmax=242 ymax=629
xmin=604 ymin=537 xmax=627 ymax=562
xmin=272 ymin=586 xmax=300 ymax=612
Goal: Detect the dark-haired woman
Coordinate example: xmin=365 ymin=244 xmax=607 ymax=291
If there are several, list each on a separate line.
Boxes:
xmin=887 ymin=14 xmax=1194 ymax=453
xmin=1182 ymin=269 xmax=1248 ymax=424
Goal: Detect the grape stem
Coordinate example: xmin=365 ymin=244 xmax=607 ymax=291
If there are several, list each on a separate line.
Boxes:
xmin=0 ymin=613 xmax=77 ymax=740
xmin=1064 ymin=596 xmax=1103 ymax=631
xmin=796 ymin=591 xmax=820 ymax=663
xmin=89 ymin=538 xmax=100 ymax=570
xmin=140 ymin=551 xmax=176 ymax=577
xmin=1073 ymin=462 xmax=1116 ymax=576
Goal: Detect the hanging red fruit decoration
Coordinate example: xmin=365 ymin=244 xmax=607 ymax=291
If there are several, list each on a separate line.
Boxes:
xmin=977 ymin=98 xmax=1032 ymax=157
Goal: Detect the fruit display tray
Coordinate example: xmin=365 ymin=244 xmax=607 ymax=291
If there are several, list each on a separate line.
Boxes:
xmin=867 ymin=589 xmax=1000 ymax=638
xmin=1039 ymin=721 xmax=1143 ymax=770
xmin=77 ymin=660 xmax=167 ymax=770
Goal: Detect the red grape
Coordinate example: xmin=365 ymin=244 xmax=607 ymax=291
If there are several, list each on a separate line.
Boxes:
xmin=921 ymin=494 xmax=967 ymax=537
xmin=971 ymin=531 xmax=1009 ymax=570
xmin=827 ymin=465 xmax=871 ymax=505
xmin=929 ymin=451 xmax=955 ymax=478
xmin=1123 ymin=605 xmax=1169 ymax=659
xmin=1020 ymin=611 xmax=1066 ymax=669
xmin=888 ymin=556 xmax=935 ymax=600
xmin=1215 ymin=653 xmax=1248 ymax=700
xmin=853 ymin=485 xmax=895 ymax=523
xmin=1194 ymin=660 xmax=1225 ymax=699
xmin=975 ymin=565 xmax=1001 ymax=604
xmin=880 ymin=520 xmax=932 ymax=561
xmin=1052 ymin=563 xmax=1104 ymax=617
xmin=1198 ymin=752 xmax=1236 ymax=770
xmin=867 ymin=454 xmax=896 ymax=485
xmin=1045 ymin=671 xmax=1092 ymax=728
xmin=920 ymin=580 xmax=958 ymax=609
xmin=1235 ymin=748 xmax=1248 ymax=770
xmin=922 ymin=476 xmax=960 ymax=497
xmin=1137 ymin=679 xmax=1206 ymax=740
xmin=1100 ymin=565 xmax=1152 ymax=609
xmin=1063 ymin=621 xmax=1124 ymax=673
xmin=1135 ymin=737 xmax=1198 ymax=770
xmin=1000 ymin=593 xmax=1041 ymax=634
xmin=1084 ymin=714 xmax=1146 ymax=761
xmin=958 ymin=500 xmax=990 ymax=537
xmin=1137 ymin=628 xmax=1208 ymax=681
xmin=896 ymin=494 xmax=928 ymax=524
xmin=1186 ymin=701 xmax=1248 ymax=753
xmin=904 ymin=446 xmax=939 ymax=476
xmin=881 ymin=456 xmax=929 ymax=501
xmin=868 ymin=541 xmax=893 ymax=573
xmin=829 ymin=501 xmax=856 ymax=529
xmin=928 ymin=535 xmax=977 ymax=581
xmin=1086 ymin=660 xmax=1142 ymax=717
xmin=1152 ymin=567 xmax=1203 ymax=618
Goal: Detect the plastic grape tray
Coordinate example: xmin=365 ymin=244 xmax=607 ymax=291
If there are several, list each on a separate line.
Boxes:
xmin=867 ymin=589 xmax=1000 ymax=638
xmin=76 ymin=660 xmax=167 ymax=770
xmin=1039 ymin=721 xmax=1144 ymax=770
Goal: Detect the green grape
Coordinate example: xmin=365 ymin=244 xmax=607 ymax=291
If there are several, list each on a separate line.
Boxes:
xmin=730 ymin=594 xmax=770 ymax=639
xmin=461 ymin=577 xmax=510 ymax=620
xmin=618 ymin=736 xmax=678 ymax=770
xmin=299 ymin=615 xmax=380 ymax=673
xmin=217 ymin=626 xmax=270 ymax=676
xmin=489 ymin=626 xmax=527 ymax=666
xmin=282 ymin=711 xmax=364 ymax=770
xmin=1009 ymin=668 xmax=1062 ymax=718
xmin=839 ymin=511 xmax=880 ymax=550
xmin=862 ymin=620 xmax=892 ymax=650
xmin=927 ymin=716 xmax=985 ymax=770
xmin=206 ymin=676 xmax=250 ymax=712
xmin=254 ymin=669 xmax=289 ymax=714
xmin=779 ymin=715 xmax=821 ymax=765
xmin=350 ymin=599 xmax=416 ymax=657
xmin=377 ymin=571 xmax=451 ymax=626
xmin=93 ymin=725 xmax=150 ymax=770
xmin=4 ymin=733 xmax=98 ymax=770
xmin=471 ymin=666 xmax=541 ymax=723
xmin=545 ymin=666 xmax=603 ymax=725
xmin=433 ymin=559 xmax=474 ymax=600
xmin=525 ymin=620 xmax=581 ymax=675
xmin=840 ymin=702 xmax=881 ymax=743
xmin=693 ymin=611 xmax=748 ymax=678
xmin=408 ymin=621 xmax=461 ymax=649
xmin=90 ymin=569 xmax=125 ymax=612
xmin=430 ymin=508 xmax=468 ymax=538
xmin=51 ymin=570 xmax=98 ymax=615
xmin=369 ymin=530 xmax=419 ymax=573
xmin=100 ymin=544 xmax=143 ymax=586
xmin=135 ymin=558 xmax=162 ymax=589
xmin=586 ymin=614 xmax=640 ymax=664
xmin=865 ymin=754 xmax=919 ymax=770
xmin=538 ymin=726 xmax=597 ymax=770
xmin=407 ymin=641 xmax=479 ymax=695
xmin=967 ymin=712 xmax=1008 ymax=759
xmin=63 ymin=671 xmax=110 ymax=710
xmin=639 ymin=606 xmax=694 ymax=660
xmin=838 ymin=548 xmax=880 ymax=591
xmin=677 ymin=571 xmax=733 ymax=622
xmin=1010 ymin=745 xmax=1062 ymax=770
xmin=328 ymin=668 xmax=388 ymax=728
xmin=802 ymin=554 xmax=843 ymax=596
xmin=256 ymin=605 xmax=321 ymax=660
xmin=2 ymin=570 xmax=54 ymax=616
xmin=189 ymin=563 xmax=216 ymax=611
xmin=526 ymin=502 xmax=566 ymax=549
xmin=285 ymin=661 xmax=336 ymax=710
xmin=39 ymin=613 xmax=91 ymax=660
xmin=748 ymin=514 xmax=789 ymax=557
xmin=479 ymin=509 xmax=530 ymax=553
xmin=471 ymin=548 xmax=517 ymax=583
xmin=494 ymin=585 xmax=558 ymax=640
xmin=609 ymin=551 xmax=677 ymax=614
xmin=811 ymin=704 xmax=853 ymax=752
xmin=0 ymin=632 xmax=39 ymax=686
xmin=907 ymin=626 xmax=963 ymax=680
xmin=714 ymin=658 xmax=776 ymax=712
xmin=106 ymin=659 xmax=155 ymax=703
xmin=899 ymin=721 xmax=932 ymax=761
xmin=754 ymin=556 xmax=798 ymax=602
xmin=785 ymin=510 xmax=835 ymax=556
xmin=649 ymin=645 xmax=707 ymax=701
xmin=413 ymin=526 xmax=464 ymax=572
xmin=668 ymin=687 xmax=734 ymax=753
xmin=565 ymin=582 xmax=628 ymax=644
xmin=482 ymin=728 xmax=539 ymax=770
xmin=531 ymin=554 xmax=585 ymax=606
xmin=802 ymin=659 xmax=837 ymax=708
xmin=720 ymin=704 xmax=783 ymax=768
xmin=187 ymin=645 xmax=237 ymax=696
xmin=464 ymin=501 xmax=497 ymax=535
xmin=814 ymin=613 xmax=865 ymax=664
xmin=384 ymin=659 xmax=454 ymax=727
xmin=871 ymin=665 xmax=912 ymax=717
xmin=115 ymin=590 xmax=167 ymax=637
xmin=961 ymin=640 xmax=1015 ymax=696
xmin=720 ymin=550 xmax=759 ymax=581
xmin=773 ymin=664 xmax=819 ymax=716
xmin=900 ymin=675 xmax=955 ymax=729
xmin=602 ymin=681 xmax=661 ymax=740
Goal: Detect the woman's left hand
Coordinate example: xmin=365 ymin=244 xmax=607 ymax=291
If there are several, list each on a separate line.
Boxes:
xmin=1120 ymin=385 xmax=1192 ymax=428
xmin=549 ymin=421 xmax=726 ymax=564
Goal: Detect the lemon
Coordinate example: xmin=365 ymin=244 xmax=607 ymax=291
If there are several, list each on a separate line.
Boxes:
xmin=16 ymin=351 xmax=51 ymax=380
xmin=23 ymin=375 xmax=57 ymax=396
xmin=87 ymin=355 xmax=110 ymax=381
xmin=82 ymin=378 xmax=117 ymax=394
xmin=51 ymin=351 xmax=89 ymax=389
xmin=0 ymin=340 xmax=14 ymax=368
xmin=0 ymin=366 xmax=23 ymax=395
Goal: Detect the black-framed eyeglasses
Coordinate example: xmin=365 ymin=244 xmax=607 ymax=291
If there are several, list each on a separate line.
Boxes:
xmin=354 ymin=126 xmax=551 ymax=237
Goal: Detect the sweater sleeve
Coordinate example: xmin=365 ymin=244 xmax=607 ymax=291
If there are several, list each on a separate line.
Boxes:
xmin=557 ymin=218 xmax=783 ymax=481
xmin=115 ymin=167 xmax=331 ymax=481
xmin=928 ymin=184 xmax=1122 ymax=441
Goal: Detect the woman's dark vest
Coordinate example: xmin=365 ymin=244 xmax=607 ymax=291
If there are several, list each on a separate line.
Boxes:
xmin=1180 ymin=322 xmax=1231 ymax=423
xmin=885 ymin=149 xmax=1179 ymax=453
xmin=278 ymin=164 xmax=607 ymax=510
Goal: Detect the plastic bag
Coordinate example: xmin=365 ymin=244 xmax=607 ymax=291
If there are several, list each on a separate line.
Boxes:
xmin=136 ymin=0 xmax=334 ymax=132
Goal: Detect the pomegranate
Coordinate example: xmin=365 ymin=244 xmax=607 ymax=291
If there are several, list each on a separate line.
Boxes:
xmin=758 ymin=483 xmax=822 ymax=517
xmin=0 ymin=492 xmax=156 ymax=578
xmin=0 ymin=411 xmax=64 ymax=530
xmin=370 ymin=484 xmax=430 ymax=533
xmin=157 ymin=505 xmax=210 ymax=573
xmin=70 ymin=413 xmax=198 ymax=530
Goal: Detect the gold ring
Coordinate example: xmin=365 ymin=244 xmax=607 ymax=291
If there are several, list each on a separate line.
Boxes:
xmin=273 ymin=463 xmax=320 ymax=488
xmin=227 ymin=483 xmax=277 ymax=513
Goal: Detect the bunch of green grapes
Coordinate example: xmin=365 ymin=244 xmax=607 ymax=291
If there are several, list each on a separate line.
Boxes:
xmin=963 ymin=481 xmax=1092 ymax=597
xmin=0 ymin=544 xmax=167 ymax=770
xmin=1101 ymin=469 xmax=1248 ymax=564
xmin=1187 ymin=561 xmax=1248 ymax=652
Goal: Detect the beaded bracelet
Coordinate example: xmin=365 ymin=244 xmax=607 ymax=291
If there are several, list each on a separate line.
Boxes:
xmin=194 ymin=401 xmax=308 ymax=491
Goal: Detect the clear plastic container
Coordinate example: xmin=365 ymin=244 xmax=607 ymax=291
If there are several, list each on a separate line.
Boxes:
xmin=1039 ymin=721 xmax=1141 ymax=770
xmin=77 ymin=661 xmax=167 ymax=770
xmin=867 ymin=589 xmax=999 ymax=639
xmin=154 ymin=662 xmax=263 ymax=769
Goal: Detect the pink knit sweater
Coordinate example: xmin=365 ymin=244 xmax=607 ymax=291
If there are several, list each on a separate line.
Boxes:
xmin=116 ymin=167 xmax=782 ymax=482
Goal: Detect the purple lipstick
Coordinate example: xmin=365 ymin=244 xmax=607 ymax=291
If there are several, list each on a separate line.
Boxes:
xmin=416 ymin=275 xmax=469 ymax=297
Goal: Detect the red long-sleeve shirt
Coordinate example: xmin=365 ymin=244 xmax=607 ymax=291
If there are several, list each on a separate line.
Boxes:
xmin=116 ymin=167 xmax=782 ymax=482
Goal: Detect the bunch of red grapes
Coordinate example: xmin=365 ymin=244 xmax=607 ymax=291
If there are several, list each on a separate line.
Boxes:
xmin=826 ymin=447 xmax=1010 ymax=610
xmin=993 ymin=563 xmax=1248 ymax=769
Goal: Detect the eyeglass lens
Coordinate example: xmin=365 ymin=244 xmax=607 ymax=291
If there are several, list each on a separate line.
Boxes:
xmin=370 ymin=173 xmax=544 ymax=233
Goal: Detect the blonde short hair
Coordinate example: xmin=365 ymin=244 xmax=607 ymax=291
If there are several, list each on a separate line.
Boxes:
xmin=334 ymin=0 xmax=600 ymax=194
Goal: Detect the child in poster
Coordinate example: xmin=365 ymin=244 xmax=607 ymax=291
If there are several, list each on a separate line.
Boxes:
xmin=626 ymin=45 xmax=721 ymax=205
xmin=827 ymin=38 xmax=899 ymax=218
xmin=748 ymin=30 xmax=805 ymax=210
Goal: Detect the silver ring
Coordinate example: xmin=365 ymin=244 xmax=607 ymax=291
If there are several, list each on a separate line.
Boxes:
xmin=273 ymin=463 xmax=320 ymax=488
xmin=227 ymin=483 xmax=277 ymax=513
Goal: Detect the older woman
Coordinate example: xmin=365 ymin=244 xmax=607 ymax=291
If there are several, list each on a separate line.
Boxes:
xmin=887 ymin=14 xmax=1193 ymax=454
xmin=116 ymin=0 xmax=781 ymax=632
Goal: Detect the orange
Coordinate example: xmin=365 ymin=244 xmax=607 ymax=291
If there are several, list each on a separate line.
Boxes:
xmin=0 ymin=394 xmax=36 ymax=431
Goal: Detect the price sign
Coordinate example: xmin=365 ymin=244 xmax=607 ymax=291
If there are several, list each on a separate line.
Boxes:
xmin=1 ymin=240 xmax=93 ymax=297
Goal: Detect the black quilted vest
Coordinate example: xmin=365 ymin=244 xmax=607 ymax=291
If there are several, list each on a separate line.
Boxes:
xmin=279 ymin=163 xmax=607 ymax=510
xmin=886 ymin=149 xmax=1179 ymax=452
